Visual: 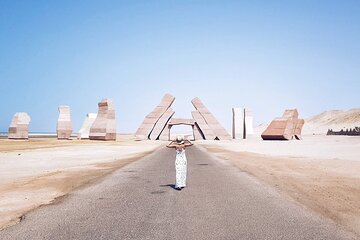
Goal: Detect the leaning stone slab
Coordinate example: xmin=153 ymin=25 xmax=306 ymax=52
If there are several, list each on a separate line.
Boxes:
xmin=193 ymin=123 xmax=205 ymax=140
xmin=191 ymin=110 xmax=216 ymax=140
xmin=89 ymin=99 xmax=116 ymax=141
xmin=191 ymin=97 xmax=231 ymax=140
xmin=57 ymin=105 xmax=72 ymax=140
xmin=77 ymin=113 xmax=97 ymax=139
xmin=149 ymin=108 xmax=175 ymax=140
xmin=135 ymin=94 xmax=175 ymax=140
xmin=294 ymin=119 xmax=305 ymax=140
xmin=8 ymin=112 xmax=31 ymax=139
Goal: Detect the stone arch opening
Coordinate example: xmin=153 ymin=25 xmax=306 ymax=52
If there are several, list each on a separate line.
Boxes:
xmin=169 ymin=124 xmax=195 ymax=141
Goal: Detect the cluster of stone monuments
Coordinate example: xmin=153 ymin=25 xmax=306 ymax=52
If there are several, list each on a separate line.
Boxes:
xmin=4 ymin=93 xmax=306 ymax=141
xmin=327 ymin=127 xmax=360 ymax=136
xmin=6 ymin=99 xmax=116 ymax=141
xmin=135 ymin=94 xmax=232 ymax=140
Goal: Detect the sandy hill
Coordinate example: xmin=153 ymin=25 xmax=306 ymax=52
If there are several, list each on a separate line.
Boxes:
xmin=255 ymin=108 xmax=360 ymax=136
xmin=303 ymin=108 xmax=360 ymax=135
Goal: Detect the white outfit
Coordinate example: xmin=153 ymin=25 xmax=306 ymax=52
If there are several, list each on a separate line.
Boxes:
xmin=175 ymin=149 xmax=187 ymax=188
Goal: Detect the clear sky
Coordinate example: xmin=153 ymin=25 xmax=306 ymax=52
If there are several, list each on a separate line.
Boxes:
xmin=0 ymin=1 xmax=359 ymax=133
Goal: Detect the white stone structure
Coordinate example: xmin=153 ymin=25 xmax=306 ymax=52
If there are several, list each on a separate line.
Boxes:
xmin=232 ymin=108 xmax=244 ymax=139
xmin=244 ymin=108 xmax=254 ymax=138
xmin=8 ymin=112 xmax=31 ymax=139
xmin=57 ymin=105 xmax=73 ymax=139
xmin=89 ymin=99 xmax=116 ymax=141
xmin=77 ymin=113 xmax=97 ymax=139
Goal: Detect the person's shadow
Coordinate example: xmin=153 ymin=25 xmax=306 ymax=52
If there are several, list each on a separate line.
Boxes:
xmin=159 ymin=184 xmax=178 ymax=190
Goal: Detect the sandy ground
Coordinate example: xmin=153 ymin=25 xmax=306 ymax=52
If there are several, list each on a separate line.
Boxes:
xmin=199 ymin=135 xmax=360 ymax=236
xmin=0 ymin=136 xmax=164 ymax=229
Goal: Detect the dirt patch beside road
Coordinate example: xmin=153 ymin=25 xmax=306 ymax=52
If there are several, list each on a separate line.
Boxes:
xmin=201 ymin=143 xmax=360 ymax=237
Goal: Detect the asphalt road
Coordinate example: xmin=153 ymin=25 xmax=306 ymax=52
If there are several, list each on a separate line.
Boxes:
xmin=0 ymin=146 xmax=356 ymax=239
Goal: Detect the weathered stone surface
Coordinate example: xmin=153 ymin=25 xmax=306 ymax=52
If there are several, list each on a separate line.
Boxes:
xmin=232 ymin=108 xmax=244 ymax=139
xmin=168 ymin=118 xmax=195 ymax=126
xmin=193 ymin=123 xmax=205 ymax=140
xmin=77 ymin=113 xmax=97 ymax=139
xmin=57 ymin=105 xmax=72 ymax=139
xmin=136 ymin=94 xmax=175 ymax=140
xmin=159 ymin=125 xmax=171 ymax=141
xmin=149 ymin=108 xmax=175 ymax=140
xmin=89 ymin=99 xmax=116 ymax=141
xmin=191 ymin=111 xmax=216 ymax=140
xmin=261 ymin=109 xmax=304 ymax=140
xmin=244 ymin=108 xmax=254 ymax=138
xmin=191 ymin=98 xmax=231 ymax=140
xmin=8 ymin=112 xmax=31 ymax=139
xmin=294 ymin=119 xmax=305 ymax=140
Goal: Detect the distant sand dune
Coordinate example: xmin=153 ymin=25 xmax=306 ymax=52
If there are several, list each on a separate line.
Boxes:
xmin=303 ymin=108 xmax=360 ymax=135
xmin=256 ymin=109 xmax=360 ymax=136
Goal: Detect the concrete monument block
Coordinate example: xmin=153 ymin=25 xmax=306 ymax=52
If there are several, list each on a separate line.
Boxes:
xmin=57 ymin=105 xmax=72 ymax=140
xmin=8 ymin=112 xmax=31 ymax=139
xmin=261 ymin=109 xmax=304 ymax=140
xmin=77 ymin=113 xmax=97 ymax=139
xmin=135 ymin=94 xmax=175 ymax=140
xmin=89 ymin=99 xmax=116 ymax=141
xmin=294 ymin=119 xmax=305 ymax=140
xmin=244 ymin=108 xmax=254 ymax=138
xmin=159 ymin=125 xmax=171 ymax=141
xmin=149 ymin=108 xmax=175 ymax=140
xmin=232 ymin=108 xmax=244 ymax=139
xmin=191 ymin=111 xmax=216 ymax=140
xmin=193 ymin=123 xmax=205 ymax=140
xmin=191 ymin=98 xmax=231 ymax=140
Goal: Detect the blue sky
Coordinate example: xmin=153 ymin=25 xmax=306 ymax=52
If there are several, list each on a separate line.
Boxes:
xmin=0 ymin=1 xmax=359 ymax=133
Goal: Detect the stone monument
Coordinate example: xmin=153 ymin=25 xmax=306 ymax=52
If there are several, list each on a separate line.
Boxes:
xmin=191 ymin=97 xmax=231 ymax=140
xmin=261 ymin=109 xmax=304 ymax=140
xmin=77 ymin=113 xmax=97 ymax=139
xmin=57 ymin=105 xmax=73 ymax=139
xmin=232 ymin=108 xmax=244 ymax=139
xmin=244 ymin=108 xmax=254 ymax=138
xmin=149 ymin=108 xmax=175 ymax=140
xmin=8 ymin=112 xmax=31 ymax=139
xmin=135 ymin=94 xmax=230 ymax=141
xmin=135 ymin=94 xmax=175 ymax=140
xmin=89 ymin=99 xmax=116 ymax=141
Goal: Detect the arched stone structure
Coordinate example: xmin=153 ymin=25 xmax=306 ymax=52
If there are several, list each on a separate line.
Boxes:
xmin=159 ymin=118 xmax=200 ymax=141
xmin=136 ymin=94 xmax=231 ymax=141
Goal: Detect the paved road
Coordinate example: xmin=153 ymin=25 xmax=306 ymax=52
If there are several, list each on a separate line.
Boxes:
xmin=0 ymin=146 xmax=355 ymax=239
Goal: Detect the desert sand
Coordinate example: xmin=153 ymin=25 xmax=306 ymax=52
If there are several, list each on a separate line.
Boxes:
xmin=0 ymin=136 xmax=163 ymax=229
xmin=256 ymin=108 xmax=360 ymax=136
xmin=198 ymin=135 xmax=360 ymax=236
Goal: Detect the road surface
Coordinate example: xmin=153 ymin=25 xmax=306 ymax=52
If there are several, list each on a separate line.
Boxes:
xmin=0 ymin=146 xmax=355 ymax=239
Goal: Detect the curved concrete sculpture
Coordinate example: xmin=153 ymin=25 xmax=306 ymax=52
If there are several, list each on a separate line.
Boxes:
xmin=57 ymin=105 xmax=73 ymax=140
xmin=8 ymin=112 xmax=31 ymax=139
xmin=77 ymin=113 xmax=97 ymax=139
xmin=89 ymin=99 xmax=116 ymax=141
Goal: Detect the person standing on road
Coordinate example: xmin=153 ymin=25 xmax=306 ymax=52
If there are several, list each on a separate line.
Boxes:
xmin=167 ymin=135 xmax=193 ymax=190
